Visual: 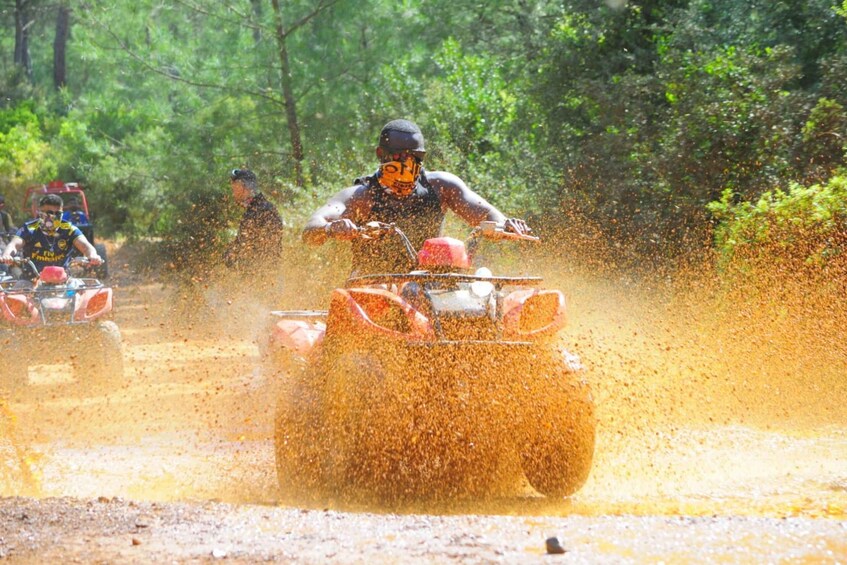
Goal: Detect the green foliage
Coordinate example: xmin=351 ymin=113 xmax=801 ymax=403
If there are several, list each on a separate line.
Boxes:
xmin=708 ymin=174 xmax=847 ymax=271
xmin=527 ymin=0 xmax=847 ymax=258
xmin=0 ymin=102 xmax=57 ymax=212
xmin=2 ymin=0 xmax=847 ymax=274
xmin=379 ymin=38 xmax=544 ymax=214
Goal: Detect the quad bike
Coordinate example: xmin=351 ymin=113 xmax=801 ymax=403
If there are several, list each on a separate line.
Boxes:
xmin=23 ymin=181 xmax=109 ymax=280
xmin=262 ymin=222 xmax=595 ymax=504
xmin=0 ymin=257 xmax=123 ymax=391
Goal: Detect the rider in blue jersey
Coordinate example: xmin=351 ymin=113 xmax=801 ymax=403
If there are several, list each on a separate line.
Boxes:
xmin=0 ymin=194 xmax=102 ymax=273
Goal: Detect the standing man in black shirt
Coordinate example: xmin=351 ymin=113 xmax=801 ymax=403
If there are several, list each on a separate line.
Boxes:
xmin=225 ymin=168 xmax=285 ymax=273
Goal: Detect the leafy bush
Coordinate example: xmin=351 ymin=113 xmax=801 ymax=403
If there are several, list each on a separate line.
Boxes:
xmin=708 ymin=174 xmax=847 ymax=275
xmin=0 ymin=102 xmax=57 ymax=217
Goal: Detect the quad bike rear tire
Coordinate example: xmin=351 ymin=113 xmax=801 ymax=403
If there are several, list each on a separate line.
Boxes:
xmin=518 ymin=358 xmax=595 ymax=498
xmin=76 ymin=320 xmax=124 ymax=390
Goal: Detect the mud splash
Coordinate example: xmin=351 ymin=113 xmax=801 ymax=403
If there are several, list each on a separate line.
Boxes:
xmin=2 ymin=236 xmax=846 ymax=521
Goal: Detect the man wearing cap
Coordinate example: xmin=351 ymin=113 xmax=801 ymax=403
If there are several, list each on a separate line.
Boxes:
xmin=303 ymin=119 xmax=532 ymax=275
xmin=225 ymin=168 xmax=285 ymax=273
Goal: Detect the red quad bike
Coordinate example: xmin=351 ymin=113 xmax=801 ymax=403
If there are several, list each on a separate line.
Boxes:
xmin=0 ymin=257 xmax=123 ymax=391
xmin=23 ymin=181 xmax=109 ymax=280
xmin=262 ymin=222 xmax=595 ymax=505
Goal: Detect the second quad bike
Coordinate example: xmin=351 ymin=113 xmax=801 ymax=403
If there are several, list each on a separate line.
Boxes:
xmin=262 ymin=222 xmax=595 ymax=504
xmin=0 ymin=257 xmax=123 ymax=391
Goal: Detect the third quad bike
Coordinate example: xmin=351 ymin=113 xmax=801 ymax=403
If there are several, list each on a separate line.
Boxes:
xmin=0 ymin=257 xmax=123 ymax=391
xmin=262 ymin=222 xmax=595 ymax=504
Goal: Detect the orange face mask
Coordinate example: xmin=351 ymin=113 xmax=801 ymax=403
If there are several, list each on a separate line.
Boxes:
xmin=378 ymin=155 xmax=421 ymax=197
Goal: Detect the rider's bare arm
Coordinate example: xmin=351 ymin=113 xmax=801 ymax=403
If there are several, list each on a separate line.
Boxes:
xmin=428 ymin=172 xmax=532 ymax=236
xmin=73 ymin=235 xmax=103 ymax=266
xmin=427 ymin=171 xmax=531 ymax=233
xmin=303 ymin=186 xmax=371 ymax=245
xmin=0 ymin=235 xmax=23 ymax=264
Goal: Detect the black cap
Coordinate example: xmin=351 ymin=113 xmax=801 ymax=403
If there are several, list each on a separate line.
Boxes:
xmin=230 ymin=168 xmax=257 ymax=183
xmin=379 ymin=119 xmax=426 ymax=154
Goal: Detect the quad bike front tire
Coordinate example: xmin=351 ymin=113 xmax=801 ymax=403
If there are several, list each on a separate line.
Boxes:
xmin=519 ymin=357 xmax=596 ymax=498
xmin=76 ymin=320 xmax=124 ymax=391
xmin=274 ymin=365 xmax=337 ymax=504
xmin=0 ymin=333 xmax=29 ymax=391
xmin=316 ymin=346 xmax=504 ymax=504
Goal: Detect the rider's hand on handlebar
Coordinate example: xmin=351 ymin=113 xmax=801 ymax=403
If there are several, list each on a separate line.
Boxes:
xmin=502 ymin=218 xmax=532 ymax=236
xmin=324 ymin=219 xmax=360 ymax=241
xmin=0 ymin=253 xmax=15 ymax=265
xmin=87 ymin=254 xmax=104 ymax=267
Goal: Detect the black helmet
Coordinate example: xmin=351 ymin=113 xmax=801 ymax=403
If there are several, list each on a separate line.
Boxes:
xmin=378 ymin=119 xmax=426 ymax=156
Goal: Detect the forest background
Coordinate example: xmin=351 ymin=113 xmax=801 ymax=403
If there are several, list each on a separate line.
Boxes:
xmin=2 ymin=0 xmax=847 ymax=287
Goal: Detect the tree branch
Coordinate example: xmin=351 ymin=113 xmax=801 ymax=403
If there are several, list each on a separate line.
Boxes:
xmin=84 ymin=12 xmax=284 ymax=107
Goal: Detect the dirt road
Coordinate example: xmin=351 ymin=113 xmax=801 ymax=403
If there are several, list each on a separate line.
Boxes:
xmin=1 ymin=249 xmax=846 ymax=563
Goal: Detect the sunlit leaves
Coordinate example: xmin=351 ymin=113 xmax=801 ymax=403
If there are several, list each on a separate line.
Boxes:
xmin=708 ymin=175 xmax=847 ymax=272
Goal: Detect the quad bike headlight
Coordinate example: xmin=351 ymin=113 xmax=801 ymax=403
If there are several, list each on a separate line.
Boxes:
xmin=352 ymin=290 xmax=412 ymax=334
xmin=2 ymin=294 xmax=36 ymax=322
xmin=518 ymin=292 xmax=562 ymax=333
xmin=84 ymin=289 xmax=111 ymax=319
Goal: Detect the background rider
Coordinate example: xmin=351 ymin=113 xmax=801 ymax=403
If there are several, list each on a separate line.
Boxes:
xmin=0 ymin=194 xmax=102 ymax=274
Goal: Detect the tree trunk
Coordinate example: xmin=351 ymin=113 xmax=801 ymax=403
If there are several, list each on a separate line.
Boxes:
xmin=250 ymin=0 xmax=263 ymax=44
xmin=54 ymin=5 xmax=71 ymax=90
xmin=14 ymin=0 xmax=33 ymax=81
xmin=271 ymin=0 xmax=305 ymax=188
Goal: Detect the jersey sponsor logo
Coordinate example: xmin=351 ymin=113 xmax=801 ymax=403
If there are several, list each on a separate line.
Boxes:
xmin=31 ymin=250 xmax=64 ymax=262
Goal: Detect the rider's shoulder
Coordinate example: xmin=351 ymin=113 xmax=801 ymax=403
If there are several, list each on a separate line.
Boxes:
xmin=320 ymin=184 xmax=370 ymax=212
xmin=340 ymin=181 xmax=372 ymax=201
xmin=422 ymin=170 xmax=467 ymax=193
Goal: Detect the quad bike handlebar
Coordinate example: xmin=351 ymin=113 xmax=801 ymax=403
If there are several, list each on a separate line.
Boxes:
xmin=350 ymin=220 xmax=538 ymax=243
xmin=9 ymin=256 xmax=39 ymax=279
xmin=339 ymin=221 xmax=539 ymax=284
xmin=10 ymin=255 xmax=96 ymax=268
xmin=8 ymin=255 xmax=103 ymax=280
xmin=351 ymin=220 xmax=540 ymax=268
xmin=471 ymin=220 xmax=539 ymax=243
